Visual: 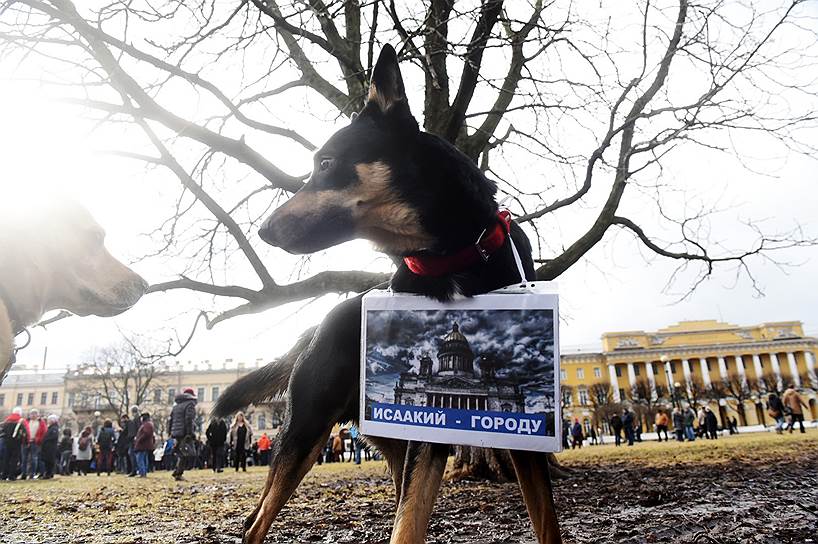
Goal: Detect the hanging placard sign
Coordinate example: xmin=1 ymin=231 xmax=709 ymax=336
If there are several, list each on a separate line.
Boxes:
xmin=360 ymin=283 xmax=561 ymax=453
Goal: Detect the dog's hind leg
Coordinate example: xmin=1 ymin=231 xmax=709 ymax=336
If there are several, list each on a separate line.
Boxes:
xmin=509 ymin=450 xmax=562 ymax=544
xmin=242 ymin=421 xmax=332 ymax=544
xmin=389 ymin=440 xmax=449 ymax=544
xmin=241 ymin=296 xmax=363 ymax=544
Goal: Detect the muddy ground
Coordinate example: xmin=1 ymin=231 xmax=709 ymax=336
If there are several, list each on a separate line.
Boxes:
xmin=0 ymin=432 xmax=816 ymax=544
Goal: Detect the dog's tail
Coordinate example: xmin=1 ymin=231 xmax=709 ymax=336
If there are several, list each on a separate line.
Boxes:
xmin=211 ymin=326 xmax=316 ymax=418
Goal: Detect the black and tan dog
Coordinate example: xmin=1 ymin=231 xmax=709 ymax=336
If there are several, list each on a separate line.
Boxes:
xmin=0 ymin=197 xmax=147 ymax=382
xmin=214 ymin=45 xmax=561 ymax=544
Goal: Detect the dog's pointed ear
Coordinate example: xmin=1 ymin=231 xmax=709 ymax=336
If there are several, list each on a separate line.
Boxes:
xmin=367 ymin=45 xmax=407 ymax=113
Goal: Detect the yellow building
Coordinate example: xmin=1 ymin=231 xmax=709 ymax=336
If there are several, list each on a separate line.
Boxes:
xmin=561 ymin=320 xmax=818 ymax=432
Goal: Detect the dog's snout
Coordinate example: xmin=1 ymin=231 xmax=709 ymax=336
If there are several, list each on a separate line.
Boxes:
xmin=258 ymin=215 xmax=281 ymax=247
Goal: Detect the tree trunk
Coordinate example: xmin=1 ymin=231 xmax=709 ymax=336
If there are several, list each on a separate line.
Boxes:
xmin=445 ymin=447 xmax=569 ymax=482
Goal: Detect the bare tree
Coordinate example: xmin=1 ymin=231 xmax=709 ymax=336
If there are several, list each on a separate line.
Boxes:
xmin=588 ymin=380 xmax=622 ymax=431
xmin=2 ymin=0 xmax=817 ymax=480
xmin=679 ymin=375 xmax=709 ymax=408
xmin=721 ymin=371 xmax=755 ymax=426
xmin=627 ymin=377 xmax=667 ymax=430
xmin=67 ymin=340 xmax=165 ymax=419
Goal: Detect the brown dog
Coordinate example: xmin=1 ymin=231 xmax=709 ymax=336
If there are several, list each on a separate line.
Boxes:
xmin=0 ymin=197 xmax=147 ymax=382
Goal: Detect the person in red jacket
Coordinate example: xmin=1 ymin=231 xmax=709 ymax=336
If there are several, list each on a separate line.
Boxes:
xmin=22 ymin=408 xmax=46 ymax=480
xmin=133 ymin=413 xmax=155 ymax=478
xmin=2 ymin=407 xmax=29 ymax=480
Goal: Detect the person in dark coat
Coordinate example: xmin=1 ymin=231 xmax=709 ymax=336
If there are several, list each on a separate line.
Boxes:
xmin=570 ymin=419 xmax=584 ymax=449
xmin=229 ymin=412 xmax=253 ymax=472
xmin=622 ymin=409 xmax=635 ymax=446
xmin=126 ymin=405 xmax=141 ymax=477
xmin=672 ymin=407 xmax=685 ymax=442
xmin=206 ymin=417 xmax=228 ymax=473
xmin=96 ymin=419 xmax=116 ymax=476
xmin=40 ymin=415 xmax=60 ymax=479
xmin=610 ymin=414 xmax=623 ymax=446
xmin=58 ymin=428 xmax=73 ymax=475
xmin=2 ymin=407 xmax=29 ymax=480
xmin=704 ymin=407 xmax=719 ymax=439
xmin=133 ymin=413 xmax=155 ymax=477
xmin=116 ymin=415 xmax=131 ymax=473
xmin=168 ymin=388 xmax=197 ymax=481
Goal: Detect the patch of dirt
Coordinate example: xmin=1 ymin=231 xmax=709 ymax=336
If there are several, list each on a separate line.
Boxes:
xmin=0 ymin=433 xmax=816 ymax=543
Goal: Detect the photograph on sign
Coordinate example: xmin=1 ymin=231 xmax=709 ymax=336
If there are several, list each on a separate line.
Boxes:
xmin=360 ymin=290 xmax=561 ymax=452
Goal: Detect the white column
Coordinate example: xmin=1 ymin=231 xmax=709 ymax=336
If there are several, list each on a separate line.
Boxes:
xmin=786 ymin=352 xmax=801 ymax=388
xmin=645 ymin=362 xmax=657 ymax=400
xmin=609 ymin=364 xmax=621 ymax=402
xmin=627 ymin=362 xmax=637 ymax=388
xmin=699 ymin=358 xmax=712 ymax=387
xmin=682 ymin=359 xmax=693 ymax=397
xmin=752 ymin=354 xmax=764 ymax=388
xmin=717 ymin=356 xmax=729 ymax=381
xmin=806 ymin=351 xmax=818 ymax=389
xmin=770 ymin=353 xmax=783 ymax=391
xmin=734 ymin=355 xmax=748 ymax=388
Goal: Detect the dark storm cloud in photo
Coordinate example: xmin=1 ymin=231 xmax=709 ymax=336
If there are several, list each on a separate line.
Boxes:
xmin=365 ymin=309 xmax=555 ymax=410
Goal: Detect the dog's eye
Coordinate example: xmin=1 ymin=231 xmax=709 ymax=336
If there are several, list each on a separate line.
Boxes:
xmin=319 ymin=158 xmax=333 ymax=172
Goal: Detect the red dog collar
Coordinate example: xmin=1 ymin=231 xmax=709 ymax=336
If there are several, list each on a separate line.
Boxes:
xmin=403 ymin=210 xmax=512 ymax=277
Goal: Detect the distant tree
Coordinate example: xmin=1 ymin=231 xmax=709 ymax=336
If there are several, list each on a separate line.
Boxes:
xmin=588 ymin=380 xmax=618 ymax=431
xmin=627 ymin=377 xmax=668 ymax=430
xmin=760 ymin=371 xmax=783 ymax=396
xmin=720 ymin=372 xmax=756 ymax=426
xmin=67 ymin=339 xmax=166 ymax=419
xmin=679 ymin=376 xmax=708 ymax=408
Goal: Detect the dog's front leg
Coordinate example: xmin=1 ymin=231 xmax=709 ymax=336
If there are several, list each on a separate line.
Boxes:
xmin=389 ymin=440 xmax=448 ymax=544
xmin=366 ymin=436 xmax=408 ymax=506
xmin=509 ymin=450 xmax=562 ymax=544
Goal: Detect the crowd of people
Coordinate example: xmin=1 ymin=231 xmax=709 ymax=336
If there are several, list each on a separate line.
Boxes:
xmin=3 ymin=384 xmax=811 ymax=478
xmin=0 ymin=388 xmax=287 ymax=481
xmin=564 ymin=384 xmax=812 ymax=449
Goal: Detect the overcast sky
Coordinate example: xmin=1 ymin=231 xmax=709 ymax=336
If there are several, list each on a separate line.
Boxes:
xmin=2 ymin=2 xmax=817 ymax=372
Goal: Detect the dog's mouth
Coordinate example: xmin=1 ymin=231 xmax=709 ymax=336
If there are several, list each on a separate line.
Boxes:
xmin=74 ymin=278 xmax=147 ymax=317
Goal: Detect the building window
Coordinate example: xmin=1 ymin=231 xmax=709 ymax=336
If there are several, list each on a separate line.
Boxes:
xmin=562 ymin=389 xmax=572 ymax=406
xmin=68 ymin=393 xmax=75 ymax=407
xmin=167 ymin=388 xmax=175 ymax=404
xmin=706 ymin=360 xmax=712 ymax=371
xmin=593 ymin=367 xmax=602 ymax=378
xmin=27 ymin=393 xmax=34 ymax=405
xmin=651 ymin=363 xmax=659 ymax=375
xmin=258 ymin=415 xmax=266 ymax=429
xmin=618 ymin=388 xmax=625 ymax=400
xmin=154 ymin=389 xmax=162 ymax=404
xmin=40 ymin=392 xmax=48 ymax=405
xmin=51 ymin=392 xmax=58 ymax=405
xmin=0 ymin=393 xmax=4 ymax=406
xmin=16 ymin=393 xmax=23 ymax=406
xmin=615 ymin=365 xmax=622 ymax=377
xmin=211 ymin=387 xmax=220 ymax=402
xmin=578 ymin=387 xmax=589 ymax=406
xmin=670 ymin=362 xmax=677 ymax=374
xmin=633 ymin=365 xmax=640 ymax=376
xmin=560 ymin=369 xmax=566 ymax=380
xmin=576 ymin=368 xmax=585 ymax=379
xmin=197 ymin=387 xmax=205 ymax=401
